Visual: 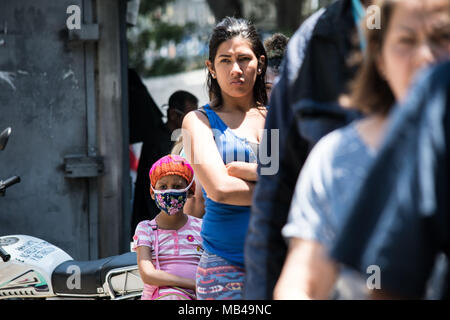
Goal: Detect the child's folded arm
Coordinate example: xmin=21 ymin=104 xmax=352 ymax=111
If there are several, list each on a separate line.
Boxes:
xmin=136 ymin=246 xmax=196 ymax=290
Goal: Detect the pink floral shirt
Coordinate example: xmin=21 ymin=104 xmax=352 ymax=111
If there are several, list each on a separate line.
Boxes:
xmin=132 ymin=215 xmax=203 ymax=299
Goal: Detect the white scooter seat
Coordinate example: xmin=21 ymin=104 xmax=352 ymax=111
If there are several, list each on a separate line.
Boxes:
xmin=51 ymin=252 xmax=137 ymax=295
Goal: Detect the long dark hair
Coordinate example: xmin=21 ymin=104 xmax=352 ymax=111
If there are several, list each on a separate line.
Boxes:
xmin=207 ymin=17 xmax=268 ymax=108
xmin=346 ymin=0 xmax=397 ymax=116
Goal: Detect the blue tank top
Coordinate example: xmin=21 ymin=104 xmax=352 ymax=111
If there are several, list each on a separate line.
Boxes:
xmin=200 ymin=104 xmax=259 ymax=268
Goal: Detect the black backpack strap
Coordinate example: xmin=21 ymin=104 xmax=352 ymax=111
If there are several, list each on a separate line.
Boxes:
xmin=197 ymin=106 xmax=207 ymax=117
xmin=195 ymin=106 xmax=211 ymax=128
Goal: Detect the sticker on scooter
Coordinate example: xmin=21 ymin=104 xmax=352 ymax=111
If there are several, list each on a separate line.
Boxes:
xmin=0 ymin=269 xmax=49 ymax=292
xmin=0 ymin=237 xmax=19 ymax=247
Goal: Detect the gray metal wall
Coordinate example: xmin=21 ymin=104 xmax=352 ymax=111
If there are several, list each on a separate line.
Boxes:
xmin=0 ymin=0 xmax=130 ymax=260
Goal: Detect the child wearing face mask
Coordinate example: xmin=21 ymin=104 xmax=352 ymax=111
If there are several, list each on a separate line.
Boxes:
xmin=132 ymin=154 xmax=203 ymax=300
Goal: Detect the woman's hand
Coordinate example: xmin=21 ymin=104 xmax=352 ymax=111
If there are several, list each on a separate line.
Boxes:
xmin=225 ymin=161 xmax=258 ymax=182
xmin=183 ymin=176 xmax=205 ymax=218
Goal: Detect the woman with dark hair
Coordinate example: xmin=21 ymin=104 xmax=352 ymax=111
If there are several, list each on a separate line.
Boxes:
xmin=181 ymin=16 xmax=267 ymax=300
xmin=274 ymin=0 xmax=450 ymax=299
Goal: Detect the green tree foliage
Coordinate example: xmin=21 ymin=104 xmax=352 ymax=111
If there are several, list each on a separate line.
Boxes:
xmin=205 ymin=0 xmax=243 ymax=21
xmin=128 ymin=0 xmax=190 ymax=76
xmin=147 ymin=57 xmax=186 ymax=76
xmin=128 ymin=0 xmax=334 ymax=77
xmin=139 ymin=0 xmax=173 ymax=15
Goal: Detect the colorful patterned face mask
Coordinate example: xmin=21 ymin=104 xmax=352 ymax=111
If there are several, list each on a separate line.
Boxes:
xmin=151 ymin=179 xmax=194 ymax=215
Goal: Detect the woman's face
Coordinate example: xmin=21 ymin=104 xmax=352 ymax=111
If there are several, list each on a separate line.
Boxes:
xmin=207 ymin=37 xmax=264 ymax=101
xmin=377 ymin=0 xmax=450 ymax=102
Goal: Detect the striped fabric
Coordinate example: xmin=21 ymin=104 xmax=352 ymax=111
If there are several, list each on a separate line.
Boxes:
xmin=196 ymin=249 xmax=245 ymax=300
xmin=132 ymin=215 xmax=203 ymax=300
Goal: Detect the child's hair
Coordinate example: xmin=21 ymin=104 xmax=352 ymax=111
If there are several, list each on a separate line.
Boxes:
xmin=149 ymin=154 xmax=196 ymax=194
xmin=264 ymin=33 xmax=289 ymax=73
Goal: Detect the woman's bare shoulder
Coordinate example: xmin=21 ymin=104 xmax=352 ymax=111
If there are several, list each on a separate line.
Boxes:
xmin=253 ymin=105 xmax=268 ymax=117
xmin=183 ymin=108 xmax=210 ymax=128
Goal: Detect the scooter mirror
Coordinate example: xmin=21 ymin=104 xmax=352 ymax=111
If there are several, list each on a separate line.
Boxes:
xmin=0 ymin=127 xmax=11 ymax=151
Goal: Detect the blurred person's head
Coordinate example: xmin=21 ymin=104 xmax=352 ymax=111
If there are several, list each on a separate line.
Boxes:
xmin=167 ymin=90 xmax=198 ymax=131
xmin=264 ymin=33 xmax=289 ymax=98
xmin=346 ymin=0 xmax=450 ymax=116
xmin=205 ymin=17 xmax=268 ymax=108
